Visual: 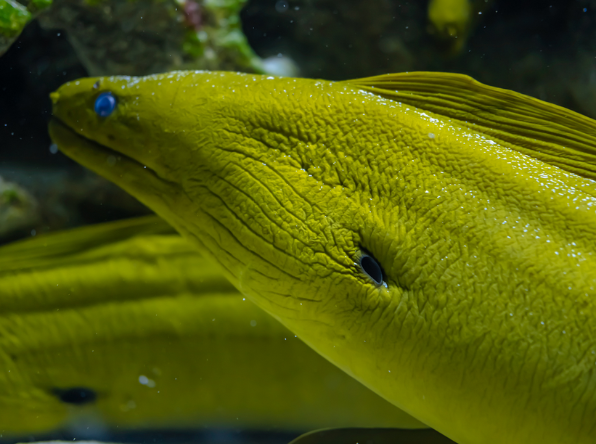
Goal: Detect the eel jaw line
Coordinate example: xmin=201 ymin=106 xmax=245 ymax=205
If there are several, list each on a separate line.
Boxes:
xmin=48 ymin=117 xmax=191 ymax=236
xmin=49 ymin=117 xmax=153 ymax=178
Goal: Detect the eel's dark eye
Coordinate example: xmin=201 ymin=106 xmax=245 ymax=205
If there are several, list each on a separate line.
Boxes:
xmin=94 ymin=92 xmax=116 ymax=117
xmin=53 ymin=387 xmax=97 ymax=405
xmin=359 ymin=253 xmax=384 ymax=286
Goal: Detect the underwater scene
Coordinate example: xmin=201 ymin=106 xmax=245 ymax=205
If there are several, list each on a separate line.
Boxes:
xmin=1 ymin=1 xmax=596 ymax=443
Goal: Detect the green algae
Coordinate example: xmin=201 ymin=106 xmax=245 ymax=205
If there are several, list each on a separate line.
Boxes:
xmin=27 ymin=0 xmax=52 ymax=13
xmin=0 ymin=0 xmax=31 ymax=38
xmin=181 ymin=0 xmax=263 ymax=72
xmin=0 ymin=0 xmax=53 ymax=55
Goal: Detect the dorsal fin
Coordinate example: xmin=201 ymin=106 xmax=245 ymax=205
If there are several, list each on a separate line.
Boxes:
xmin=345 ymin=72 xmax=596 ymax=181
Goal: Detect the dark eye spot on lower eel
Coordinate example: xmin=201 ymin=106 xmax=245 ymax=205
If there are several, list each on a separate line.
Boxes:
xmin=53 ymin=387 xmax=97 ymax=405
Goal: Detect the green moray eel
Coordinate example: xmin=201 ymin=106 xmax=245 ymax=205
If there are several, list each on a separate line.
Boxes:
xmin=0 ymin=216 xmax=424 ymax=436
xmin=427 ymin=0 xmax=471 ymax=50
xmin=48 ymin=71 xmax=596 ymax=444
xmin=427 ymin=0 xmax=491 ymax=55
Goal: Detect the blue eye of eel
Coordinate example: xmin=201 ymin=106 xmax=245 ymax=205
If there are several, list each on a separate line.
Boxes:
xmin=94 ymin=92 xmax=116 ymax=117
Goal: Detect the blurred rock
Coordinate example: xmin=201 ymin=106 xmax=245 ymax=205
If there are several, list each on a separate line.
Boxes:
xmin=2 ymin=0 xmax=264 ymax=76
xmin=37 ymin=0 xmax=262 ymax=76
xmin=0 ymin=175 xmax=40 ymax=241
xmin=242 ymin=0 xmax=422 ymax=80
xmin=0 ymin=165 xmax=151 ymax=245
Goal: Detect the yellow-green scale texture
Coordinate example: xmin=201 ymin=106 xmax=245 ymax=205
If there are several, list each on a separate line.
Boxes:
xmin=49 ymin=71 xmax=596 ymax=444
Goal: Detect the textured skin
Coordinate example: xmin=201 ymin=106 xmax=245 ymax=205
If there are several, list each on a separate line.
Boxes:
xmin=49 ymin=71 xmax=596 ymax=444
xmin=0 ymin=217 xmax=423 ymax=436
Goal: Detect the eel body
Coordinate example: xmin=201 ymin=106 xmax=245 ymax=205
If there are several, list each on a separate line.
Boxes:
xmin=48 ymin=71 xmax=596 ymax=444
xmin=0 ymin=216 xmax=423 ymax=436
xmin=427 ymin=0 xmax=471 ymax=52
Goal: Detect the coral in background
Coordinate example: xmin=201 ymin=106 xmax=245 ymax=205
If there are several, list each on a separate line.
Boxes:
xmin=2 ymin=0 xmax=264 ymax=75
xmin=0 ymin=175 xmax=39 ymax=241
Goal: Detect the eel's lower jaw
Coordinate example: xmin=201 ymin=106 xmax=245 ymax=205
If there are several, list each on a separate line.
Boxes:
xmin=48 ymin=118 xmax=176 ymax=218
xmin=48 ymin=118 xmax=147 ymax=178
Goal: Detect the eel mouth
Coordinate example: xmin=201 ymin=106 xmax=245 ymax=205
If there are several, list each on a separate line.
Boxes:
xmin=49 ymin=117 xmax=147 ymax=177
xmin=48 ymin=117 xmax=174 ymax=210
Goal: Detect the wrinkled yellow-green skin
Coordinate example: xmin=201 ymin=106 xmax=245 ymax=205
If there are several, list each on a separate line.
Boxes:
xmin=49 ymin=71 xmax=596 ymax=444
xmin=0 ymin=216 xmax=423 ymax=435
